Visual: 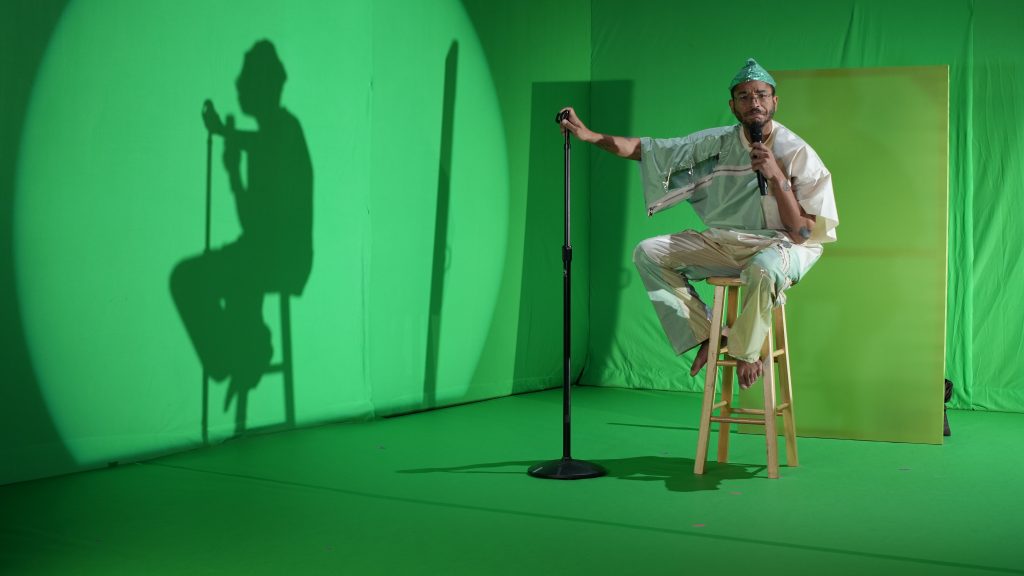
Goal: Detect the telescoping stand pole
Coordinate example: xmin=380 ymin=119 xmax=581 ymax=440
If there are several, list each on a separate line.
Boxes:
xmin=528 ymin=111 xmax=606 ymax=480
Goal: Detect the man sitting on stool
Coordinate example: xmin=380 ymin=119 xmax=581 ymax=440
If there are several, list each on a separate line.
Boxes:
xmin=558 ymin=58 xmax=838 ymax=387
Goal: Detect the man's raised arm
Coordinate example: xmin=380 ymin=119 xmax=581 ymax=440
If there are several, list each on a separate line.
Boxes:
xmin=558 ymin=107 xmax=642 ymax=161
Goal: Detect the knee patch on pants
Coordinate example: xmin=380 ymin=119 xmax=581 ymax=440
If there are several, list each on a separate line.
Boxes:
xmin=741 ymin=245 xmax=793 ymax=302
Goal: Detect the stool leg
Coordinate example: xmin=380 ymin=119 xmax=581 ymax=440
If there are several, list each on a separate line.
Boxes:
xmin=202 ymin=371 xmax=209 ymax=444
xmin=694 ymin=285 xmax=726 ymax=475
xmin=774 ymin=303 xmax=798 ymax=467
xmin=235 ymin=388 xmax=248 ymax=435
xmin=761 ymin=321 xmax=779 ymax=479
xmin=280 ymin=294 xmax=295 ymax=428
xmin=717 ymin=285 xmax=740 ymax=463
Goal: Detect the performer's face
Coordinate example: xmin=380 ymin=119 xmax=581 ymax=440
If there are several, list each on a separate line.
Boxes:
xmin=729 ymin=80 xmax=777 ymax=126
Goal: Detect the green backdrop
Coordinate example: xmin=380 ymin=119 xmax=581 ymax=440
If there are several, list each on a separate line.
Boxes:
xmin=582 ymin=0 xmax=1023 ymax=419
xmin=3 ymin=0 xmax=1023 ymax=485
xmin=0 ymin=0 xmax=591 ymax=484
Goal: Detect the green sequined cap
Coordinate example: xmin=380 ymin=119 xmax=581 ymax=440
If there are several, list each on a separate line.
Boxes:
xmin=729 ymin=58 xmax=776 ymax=90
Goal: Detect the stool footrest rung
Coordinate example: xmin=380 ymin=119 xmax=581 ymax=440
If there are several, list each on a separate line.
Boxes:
xmin=710 ymin=416 xmax=765 ymax=426
xmin=712 ymin=400 xmax=729 ymax=410
xmin=728 ymin=403 xmax=790 ymax=416
xmin=716 ymin=349 xmax=785 ymax=367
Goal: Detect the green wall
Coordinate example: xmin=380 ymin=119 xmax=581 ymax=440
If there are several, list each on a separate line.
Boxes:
xmin=4 ymin=0 xmax=1024 ymax=485
xmin=0 ymin=0 xmax=73 ymax=485
xmin=0 ymin=0 xmax=590 ymax=485
xmin=581 ymin=0 xmax=1024 ymax=421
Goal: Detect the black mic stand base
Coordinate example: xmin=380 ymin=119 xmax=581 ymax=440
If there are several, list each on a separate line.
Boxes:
xmin=528 ymin=457 xmax=606 ymax=480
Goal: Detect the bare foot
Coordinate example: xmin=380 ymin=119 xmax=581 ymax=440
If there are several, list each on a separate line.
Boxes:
xmin=690 ymin=337 xmax=728 ymax=377
xmin=690 ymin=339 xmax=710 ymax=376
xmin=736 ymin=358 xmax=763 ymax=389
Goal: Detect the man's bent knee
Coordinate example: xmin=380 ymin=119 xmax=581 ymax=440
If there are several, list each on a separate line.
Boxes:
xmin=633 ymin=238 xmax=654 ymax=263
xmin=743 ymin=249 xmax=790 ymax=293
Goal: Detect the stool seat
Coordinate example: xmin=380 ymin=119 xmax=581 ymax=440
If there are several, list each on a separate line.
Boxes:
xmin=706 ymin=276 xmax=744 ymax=287
xmin=693 ymin=277 xmax=798 ymax=479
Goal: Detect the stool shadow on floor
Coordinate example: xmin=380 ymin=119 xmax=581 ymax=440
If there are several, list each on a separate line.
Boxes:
xmin=398 ymin=457 xmax=759 ymax=493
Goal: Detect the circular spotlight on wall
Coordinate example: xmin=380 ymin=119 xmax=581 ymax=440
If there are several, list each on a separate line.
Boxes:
xmin=14 ymin=0 xmax=508 ymax=463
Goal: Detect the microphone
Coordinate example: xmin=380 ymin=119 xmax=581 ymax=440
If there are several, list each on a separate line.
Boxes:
xmin=749 ymin=122 xmax=767 ymax=196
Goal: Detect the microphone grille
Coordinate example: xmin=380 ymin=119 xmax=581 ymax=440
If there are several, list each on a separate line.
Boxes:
xmin=749 ymin=122 xmax=763 ymax=143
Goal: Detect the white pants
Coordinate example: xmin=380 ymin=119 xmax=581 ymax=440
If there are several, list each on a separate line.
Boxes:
xmin=632 ymin=228 xmax=821 ymax=362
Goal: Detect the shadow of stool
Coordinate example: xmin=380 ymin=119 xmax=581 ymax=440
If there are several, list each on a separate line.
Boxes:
xmin=201 ymin=292 xmax=296 ymax=442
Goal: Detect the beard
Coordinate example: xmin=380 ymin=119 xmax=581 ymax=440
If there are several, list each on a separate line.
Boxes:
xmin=734 ymin=104 xmax=775 ymax=128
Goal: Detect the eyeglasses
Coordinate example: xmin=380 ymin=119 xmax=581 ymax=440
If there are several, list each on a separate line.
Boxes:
xmin=734 ymin=91 xmax=773 ymax=104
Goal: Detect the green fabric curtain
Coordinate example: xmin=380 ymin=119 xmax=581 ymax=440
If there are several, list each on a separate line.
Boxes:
xmin=971 ymin=0 xmax=1024 ymax=411
xmin=0 ymin=0 xmax=593 ymax=485
xmin=2 ymin=0 xmax=1023 ymax=486
xmin=583 ymin=0 xmax=1024 ymax=413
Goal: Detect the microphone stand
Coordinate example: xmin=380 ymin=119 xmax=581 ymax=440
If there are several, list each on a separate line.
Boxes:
xmin=528 ymin=112 xmax=606 ymax=480
xmin=201 ymin=125 xmax=212 ymax=444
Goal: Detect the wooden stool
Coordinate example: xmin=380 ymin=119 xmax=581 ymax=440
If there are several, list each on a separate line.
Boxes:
xmin=693 ymin=277 xmax=798 ymax=479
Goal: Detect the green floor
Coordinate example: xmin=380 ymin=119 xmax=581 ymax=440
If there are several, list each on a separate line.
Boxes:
xmin=2 ymin=387 xmax=1022 ymax=575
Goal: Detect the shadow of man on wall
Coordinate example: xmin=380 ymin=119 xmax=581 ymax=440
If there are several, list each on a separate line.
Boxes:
xmin=171 ymin=40 xmax=312 ymax=430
